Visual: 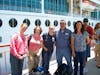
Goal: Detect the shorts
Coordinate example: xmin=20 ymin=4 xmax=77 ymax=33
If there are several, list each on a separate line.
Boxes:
xmin=95 ymin=44 xmax=100 ymax=55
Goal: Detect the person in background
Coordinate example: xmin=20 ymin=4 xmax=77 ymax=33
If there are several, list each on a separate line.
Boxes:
xmin=10 ymin=23 xmax=28 ymax=75
xmin=28 ymin=26 xmax=43 ymax=73
xmin=42 ymin=25 xmax=55 ymax=75
xmin=83 ymin=18 xmax=94 ymax=72
xmin=71 ymin=21 xmax=90 ymax=75
xmin=56 ymin=20 xmax=73 ymax=75
xmin=94 ymin=23 xmax=100 ymax=68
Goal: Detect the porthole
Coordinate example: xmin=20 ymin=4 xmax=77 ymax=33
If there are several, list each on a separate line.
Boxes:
xmin=23 ymin=19 xmax=30 ymax=26
xmin=54 ymin=20 xmax=58 ymax=27
xmin=45 ymin=19 xmax=50 ymax=27
xmin=35 ymin=19 xmax=41 ymax=26
xmin=0 ymin=19 xmax=2 ymax=27
xmin=0 ymin=36 xmax=2 ymax=42
xmin=9 ymin=18 xmax=17 ymax=27
xmin=68 ymin=21 xmax=71 ymax=26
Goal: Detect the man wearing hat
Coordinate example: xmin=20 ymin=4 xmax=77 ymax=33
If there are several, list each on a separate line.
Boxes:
xmin=83 ymin=18 xmax=94 ymax=72
xmin=83 ymin=18 xmax=94 ymax=38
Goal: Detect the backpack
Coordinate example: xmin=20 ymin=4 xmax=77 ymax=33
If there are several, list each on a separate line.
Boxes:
xmin=54 ymin=63 xmax=69 ymax=75
xmin=28 ymin=34 xmax=32 ymax=47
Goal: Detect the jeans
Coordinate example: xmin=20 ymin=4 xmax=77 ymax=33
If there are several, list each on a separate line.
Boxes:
xmin=86 ymin=44 xmax=91 ymax=58
xmin=56 ymin=48 xmax=73 ymax=75
xmin=74 ymin=51 xmax=86 ymax=75
xmin=10 ymin=54 xmax=24 ymax=75
xmin=42 ymin=49 xmax=53 ymax=74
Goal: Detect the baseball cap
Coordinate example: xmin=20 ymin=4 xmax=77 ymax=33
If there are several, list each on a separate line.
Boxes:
xmin=83 ymin=18 xmax=88 ymax=22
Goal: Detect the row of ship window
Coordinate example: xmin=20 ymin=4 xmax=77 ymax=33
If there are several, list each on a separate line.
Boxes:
xmin=0 ymin=18 xmax=94 ymax=28
xmin=0 ymin=18 xmax=58 ymax=27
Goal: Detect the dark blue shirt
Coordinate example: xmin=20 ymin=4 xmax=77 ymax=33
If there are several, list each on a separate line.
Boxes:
xmin=42 ymin=33 xmax=55 ymax=50
xmin=56 ymin=28 xmax=72 ymax=49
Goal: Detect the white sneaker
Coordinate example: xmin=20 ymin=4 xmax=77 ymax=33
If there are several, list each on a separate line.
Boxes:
xmin=83 ymin=68 xmax=88 ymax=73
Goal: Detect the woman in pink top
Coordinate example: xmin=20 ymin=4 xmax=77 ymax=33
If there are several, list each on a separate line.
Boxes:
xmin=28 ymin=26 xmax=43 ymax=73
xmin=10 ymin=23 xmax=28 ymax=75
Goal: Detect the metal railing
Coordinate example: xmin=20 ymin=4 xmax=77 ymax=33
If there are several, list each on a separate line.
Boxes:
xmin=0 ymin=44 xmax=28 ymax=75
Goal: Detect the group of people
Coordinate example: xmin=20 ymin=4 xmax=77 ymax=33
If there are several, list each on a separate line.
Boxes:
xmin=10 ymin=18 xmax=100 ymax=75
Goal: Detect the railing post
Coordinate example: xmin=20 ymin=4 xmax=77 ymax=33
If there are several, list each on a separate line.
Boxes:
xmin=4 ymin=52 xmax=7 ymax=75
xmin=0 ymin=61 xmax=2 ymax=75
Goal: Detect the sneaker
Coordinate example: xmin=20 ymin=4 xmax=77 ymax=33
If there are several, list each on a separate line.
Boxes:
xmin=83 ymin=68 xmax=88 ymax=73
xmin=37 ymin=66 xmax=44 ymax=72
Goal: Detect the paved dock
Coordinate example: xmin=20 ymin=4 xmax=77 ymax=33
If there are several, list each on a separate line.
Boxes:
xmin=84 ymin=50 xmax=100 ymax=75
xmin=22 ymin=49 xmax=100 ymax=75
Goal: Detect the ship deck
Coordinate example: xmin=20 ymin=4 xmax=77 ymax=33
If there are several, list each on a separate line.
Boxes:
xmin=0 ymin=45 xmax=100 ymax=75
xmin=21 ymin=49 xmax=100 ymax=75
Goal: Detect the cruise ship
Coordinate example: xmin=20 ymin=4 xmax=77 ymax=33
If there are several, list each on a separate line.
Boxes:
xmin=0 ymin=0 xmax=100 ymax=75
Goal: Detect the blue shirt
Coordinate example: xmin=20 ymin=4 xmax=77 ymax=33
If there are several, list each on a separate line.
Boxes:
xmin=56 ymin=28 xmax=72 ymax=49
xmin=72 ymin=31 xmax=89 ymax=52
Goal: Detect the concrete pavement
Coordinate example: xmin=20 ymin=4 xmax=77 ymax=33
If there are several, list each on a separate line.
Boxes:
xmin=22 ymin=49 xmax=100 ymax=75
xmin=49 ymin=49 xmax=100 ymax=75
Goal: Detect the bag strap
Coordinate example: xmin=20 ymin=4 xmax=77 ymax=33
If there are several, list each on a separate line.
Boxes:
xmin=28 ymin=34 xmax=32 ymax=47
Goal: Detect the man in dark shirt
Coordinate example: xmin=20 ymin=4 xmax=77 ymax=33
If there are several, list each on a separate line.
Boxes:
xmin=42 ymin=25 xmax=55 ymax=75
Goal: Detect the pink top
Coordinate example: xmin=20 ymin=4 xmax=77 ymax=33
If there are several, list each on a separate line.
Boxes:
xmin=10 ymin=33 xmax=28 ymax=58
xmin=29 ymin=34 xmax=43 ymax=52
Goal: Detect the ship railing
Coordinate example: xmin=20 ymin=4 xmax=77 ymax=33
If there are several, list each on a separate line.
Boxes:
xmin=0 ymin=44 xmax=28 ymax=75
xmin=0 ymin=44 xmax=57 ymax=75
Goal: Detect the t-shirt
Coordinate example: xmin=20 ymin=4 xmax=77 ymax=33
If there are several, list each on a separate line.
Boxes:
xmin=42 ymin=33 xmax=55 ymax=50
xmin=72 ymin=31 xmax=89 ymax=52
xmin=29 ymin=34 xmax=43 ymax=52
xmin=86 ymin=25 xmax=94 ymax=38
